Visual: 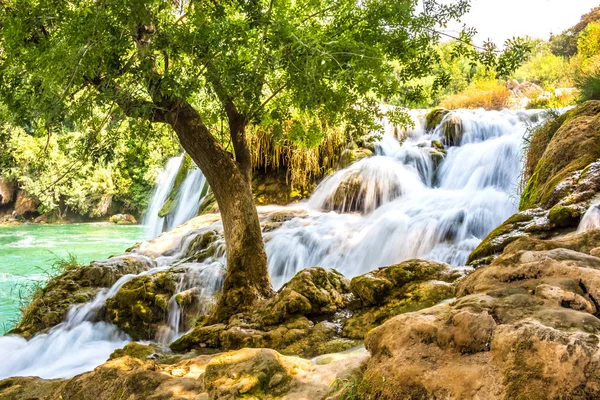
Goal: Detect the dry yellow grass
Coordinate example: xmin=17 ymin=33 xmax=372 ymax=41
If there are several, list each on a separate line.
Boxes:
xmin=439 ymin=80 xmax=511 ymax=110
xmin=248 ymin=122 xmax=348 ymax=190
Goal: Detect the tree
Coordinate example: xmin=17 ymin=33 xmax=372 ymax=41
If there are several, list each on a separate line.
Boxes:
xmin=0 ymin=0 xmax=489 ymax=320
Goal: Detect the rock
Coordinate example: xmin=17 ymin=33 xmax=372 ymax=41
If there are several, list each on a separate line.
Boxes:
xmin=0 ymin=179 xmax=15 ymax=205
xmin=10 ymin=254 xmax=154 ymax=338
xmin=204 ymin=348 xmax=302 ymax=399
xmin=547 ymin=204 xmax=582 ymax=227
xmin=358 ymin=244 xmax=600 ymax=399
xmin=261 ymin=267 xmax=351 ymax=326
xmin=440 ymin=113 xmax=463 ymax=146
xmin=343 ymin=259 xmax=459 ymax=339
xmin=0 ymin=347 xmax=368 ymax=400
xmin=108 ymin=213 xmax=137 ymax=225
xmin=13 ymin=190 xmax=37 ymax=216
xmin=521 ymin=101 xmax=600 ymax=210
xmin=425 ymin=108 xmax=449 ymax=131
xmin=338 ymin=147 xmax=373 ymax=169
xmin=105 ymin=271 xmax=179 ymax=340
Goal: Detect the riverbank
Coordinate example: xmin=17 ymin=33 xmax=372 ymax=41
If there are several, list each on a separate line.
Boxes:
xmin=0 ymin=223 xmax=145 ymax=334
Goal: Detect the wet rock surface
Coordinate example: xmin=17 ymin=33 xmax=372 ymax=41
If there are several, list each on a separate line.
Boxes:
xmin=0 ymin=346 xmax=368 ymax=400
xmin=10 ymin=254 xmax=154 ymax=339
xmin=171 ymin=260 xmax=459 ymax=358
xmin=358 ymin=232 xmax=600 ymax=399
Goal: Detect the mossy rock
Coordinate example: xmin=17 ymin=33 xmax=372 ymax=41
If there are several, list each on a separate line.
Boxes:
xmin=204 ymin=348 xmax=299 ymax=400
xmin=338 ymin=147 xmax=373 ymax=169
xmin=105 ymin=272 xmax=179 ymax=340
xmin=520 ymin=101 xmax=600 ymax=210
xmin=260 ymin=267 xmax=351 ymax=325
xmin=109 ymin=343 xmax=157 ymax=360
xmin=11 ymin=255 xmax=152 ymax=338
xmin=425 ymin=108 xmax=450 ymax=131
xmin=343 ymin=260 xmax=458 ymax=340
xmin=547 ymin=204 xmax=582 ymax=228
xmin=467 ymin=211 xmax=543 ymax=265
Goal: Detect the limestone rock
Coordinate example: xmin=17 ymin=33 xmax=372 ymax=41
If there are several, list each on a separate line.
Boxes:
xmin=108 ymin=213 xmax=137 ymax=225
xmin=261 ymin=267 xmax=351 ymax=326
xmin=343 ymin=259 xmax=458 ymax=339
xmin=13 ymin=190 xmax=37 ymax=216
xmin=521 ymin=100 xmax=600 ymax=210
xmin=0 ymin=346 xmax=368 ymax=400
xmin=359 ymin=244 xmax=600 ymax=399
xmin=11 ymin=254 xmax=154 ymax=338
xmin=105 ymin=271 xmax=179 ymax=340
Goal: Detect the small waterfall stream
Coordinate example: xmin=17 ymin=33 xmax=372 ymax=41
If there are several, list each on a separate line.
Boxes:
xmin=144 ymin=156 xmax=209 ymax=239
xmin=0 ymin=108 xmax=551 ymax=380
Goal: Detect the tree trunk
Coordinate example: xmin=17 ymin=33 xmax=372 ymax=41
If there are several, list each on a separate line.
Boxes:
xmin=165 ymin=101 xmax=273 ymax=322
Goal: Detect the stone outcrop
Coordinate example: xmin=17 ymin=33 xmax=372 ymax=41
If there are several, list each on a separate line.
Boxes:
xmin=358 ymin=230 xmax=600 ymax=399
xmin=343 ymin=259 xmax=459 ymax=339
xmin=469 ymin=101 xmax=600 ymax=265
xmin=170 ymin=260 xmax=459 ymax=358
xmin=108 ymin=213 xmax=137 ymax=225
xmin=0 ymin=346 xmax=368 ymax=400
xmin=105 ymin=271 xmax=179 ymax=340
xmin=10 ymin=254 xmax=154 ymax=339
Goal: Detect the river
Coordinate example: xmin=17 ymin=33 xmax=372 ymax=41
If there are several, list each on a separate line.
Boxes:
xmin=0 ymin=223 xmax=144 ymax=334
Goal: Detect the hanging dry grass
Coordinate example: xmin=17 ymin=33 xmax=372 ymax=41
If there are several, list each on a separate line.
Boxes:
xmin=248 ymin=122 xmax=349 ymax=190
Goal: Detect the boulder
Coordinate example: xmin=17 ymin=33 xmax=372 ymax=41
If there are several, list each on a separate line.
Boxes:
xmin=358 ymin=244 xmax=600 ymax=399
xmin=343 ymin=259 xmax=459 ymax=339
xmin=0 ymin=346 xmax=368 ymax=400
xmin=13 ymin=190 xmax=37 ymax=216
xmin=108 ymin=213 xmax=137 ymax=225
xmin=425 ymin=108 xmax=450 ymax=131
xmin=105 ymin=271 xmax=179 ymax=340
xmin=521 ymin=101 xmax=600 ymax=210
xmin=0 ymin=179 xmax=15 ymax=205
xmin=11 ymin=254 xmax=154 ymax=338
xmin=260 ymin=267 xmax=351 ymax=325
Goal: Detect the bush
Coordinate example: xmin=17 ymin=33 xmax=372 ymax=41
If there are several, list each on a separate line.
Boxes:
xmin=577 ymin=63 xmax=600 ymax=101
xmin=512 ymin=51 xmax=575 ymax=89
xmin=439 ymin=79 xmax=511 ymax=110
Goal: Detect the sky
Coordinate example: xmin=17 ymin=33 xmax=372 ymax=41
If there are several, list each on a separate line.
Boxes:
xmin=441 ymin=0 xmax=600 ymax=47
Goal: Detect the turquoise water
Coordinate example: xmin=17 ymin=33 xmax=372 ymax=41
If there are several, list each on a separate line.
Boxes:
xmin=0 ymin=223 xmax=144 ymax=334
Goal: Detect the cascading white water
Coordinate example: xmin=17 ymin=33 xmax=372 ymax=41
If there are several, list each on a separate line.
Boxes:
xmin=144 ymin=156 xmax=185 ymax=238
xmin=144 ymin=156 xmax=209 ymax=239
xmin=266 ymin=108 xmax=544 ymax=287
xmin=170 ymin=169 xmax=207 ymax=229
xmin=1 ymin=107 xmax=551 ymax=380
xmin=578 ymin=204 xmax=600 ymax=232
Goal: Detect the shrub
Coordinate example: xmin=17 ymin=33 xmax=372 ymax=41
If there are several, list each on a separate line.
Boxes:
xmin=512 ymin=51 xmax=575 ymax=89
xmin=439 ymin=79 xmax=511 ymax=110
xmin=576 ymin=63 xmax=600 ymax=101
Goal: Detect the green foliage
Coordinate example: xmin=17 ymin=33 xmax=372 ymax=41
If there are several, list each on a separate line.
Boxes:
xmin=0 ymin=119 xmax=179 ymax=217
xmin=512 ymin=49 xmax=575 ymax=90
xmin=0 ymin=0 xmax=530 ymax=156
xmin=577 ymin=21 xmax=600 ymax=60
xmin=576 ymin=66 xmax=600 ymax=101
xmin=550 ymin=6 xmax=600 ymax=57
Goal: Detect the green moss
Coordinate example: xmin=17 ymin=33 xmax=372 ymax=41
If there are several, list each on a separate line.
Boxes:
xmin=425 ymin=108 xmax=449 ymax=131
xmin=520 ymin=101 xmax=600 ymax=210
xmin=109 ymin=343 xmax=156 ymax=360
xmin=547 ymin=205 xmax=582 ymax=228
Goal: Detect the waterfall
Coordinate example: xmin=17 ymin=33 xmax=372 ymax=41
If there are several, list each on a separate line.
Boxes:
xmin=266 ymin=108 xmax=545 ymax=287
xmin=0 ymin=107 xmax=553 ymax=380
xmin=144 ymin=156 xmax=209 ymax=239
xmin=144 ymin=156 xmax=185 ymax=238
xmin=578 ymin=204 xmax=600 ymax=232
